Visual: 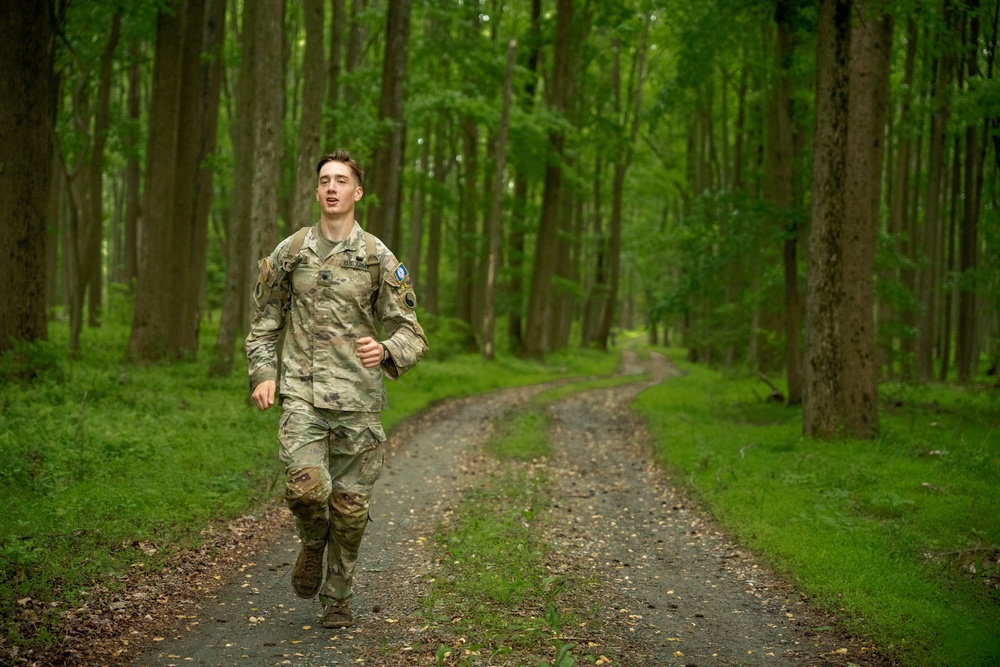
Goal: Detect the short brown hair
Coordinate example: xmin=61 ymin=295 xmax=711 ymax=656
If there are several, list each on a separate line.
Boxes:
xmin=316 ymin=150 xmax=364 ymax=187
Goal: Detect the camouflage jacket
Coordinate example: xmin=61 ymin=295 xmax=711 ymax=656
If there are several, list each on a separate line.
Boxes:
xmin=245 ymin=223 xmax=428 ymax=412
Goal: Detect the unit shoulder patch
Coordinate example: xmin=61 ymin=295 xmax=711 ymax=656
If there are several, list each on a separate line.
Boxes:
xmin=393 ymin=263 xmax=409 ymax=283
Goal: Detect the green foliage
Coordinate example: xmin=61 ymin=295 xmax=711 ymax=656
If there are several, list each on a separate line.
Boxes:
xmin=633 ymin=355 xmax=1000 ymax=666
xmin=0 ymin=319 xmax=617 ymax=654
xmin=0 ymin=340 xmax=65 ymax=385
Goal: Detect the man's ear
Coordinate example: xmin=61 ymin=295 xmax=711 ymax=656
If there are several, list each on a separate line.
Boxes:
xmin=355 ymin=187 xmax=363 ymax=201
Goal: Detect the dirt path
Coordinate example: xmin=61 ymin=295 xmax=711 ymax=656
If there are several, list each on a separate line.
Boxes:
xmin=132 ymin=352 xmax=891 ymax=667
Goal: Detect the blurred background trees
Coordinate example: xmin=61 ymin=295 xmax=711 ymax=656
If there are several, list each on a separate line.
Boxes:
xmin=2 ymin=0 xmax=999 ymax=435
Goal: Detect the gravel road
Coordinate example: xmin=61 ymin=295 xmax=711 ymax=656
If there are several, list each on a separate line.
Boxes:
xmin=131 ymin=351 xmax=892 ymax=667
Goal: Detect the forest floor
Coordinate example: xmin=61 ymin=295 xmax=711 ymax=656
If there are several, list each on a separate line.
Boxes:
xmin=41 ymin=352 xmax=896 ymax=667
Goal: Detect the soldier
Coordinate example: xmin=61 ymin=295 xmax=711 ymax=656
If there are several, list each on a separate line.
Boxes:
xmin=245 ymin=150 xmax=427 ymax=629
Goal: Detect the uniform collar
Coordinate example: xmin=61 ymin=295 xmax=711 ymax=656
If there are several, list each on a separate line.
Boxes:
xmin=306 ymin=221 xmax=364 ymax=255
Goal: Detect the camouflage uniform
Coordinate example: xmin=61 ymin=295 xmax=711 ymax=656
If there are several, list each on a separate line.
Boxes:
xmin=246 ymin=222 xmax=427 ymax=607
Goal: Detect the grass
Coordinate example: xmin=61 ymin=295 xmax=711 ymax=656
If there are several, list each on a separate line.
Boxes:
xmin=632 ymin=351 xmax=1000 ymax=667
xmin=420 ymin=376 xmax=631 ymax=666
xmin=0 ymin=317 xmax=618 ymax=656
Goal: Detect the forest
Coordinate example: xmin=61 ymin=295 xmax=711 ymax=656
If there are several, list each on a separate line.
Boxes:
xmin=2 ymin=0 xmax=999 ymax=437
xmin=2 ymin=1 xmax=1000 ymax=664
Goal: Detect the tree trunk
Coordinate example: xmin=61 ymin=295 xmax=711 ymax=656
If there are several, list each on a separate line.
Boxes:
xmin=593 ymin=18 xmax=648 ymax=350
xmin=367 ymin=0 xmax=411 ymax=248
xmin=130 ymin=3 xmax=188 ymax=361
xmin=291 ymin=0 xmax=325 ymax=231
xmin=0 ymin=0 xmax=55 ymax=352
xmin=188 ymin=0 xmax=226 ymax=330
xmin=325 ymin=0 xmax=344 ymax=146
xmin=956 ymin=1 xmax=981 ymax=381
xmin=214 ymin=1 xmax=258 ymax=374
xmin=803 ymin=0 xmax=852 ymax=438
xmin=940 ymin=134 xmax=960 ymax=381
xmin=343 ymin=0 xmax=366 ymax=105
xmin=548 ymin=171 xmax=576 ymax=352
xmin=123 ymin=42 xmax=142 ymax=291
xmin=86 ymin=12 xmax=121 ymax=330
xmin=915 ymin=3 xmax=955 ymax=381
xmin=407 ymin=124 xmax=431 ymax=286
xmin=521 ymin=0 xmax=572 ymax=359
xmin=248 ymin=0 xmax=284 ymax=292
xmin=456 ymin=116 xmax=479 ymax=350
xmin=767 ymin=0 xmax=802 ymax=404
xmin=507 ymin=0 xmax=541 ymax=352
xmin=840 ymin=3 xmax=891 ymax=437
xmin=882 ymin=19 xmax=917 ymax=378
xmin=482 ymin=40 xmax=517 ymax=361
xmin=424 ymin=122 xmax=448 ymax=316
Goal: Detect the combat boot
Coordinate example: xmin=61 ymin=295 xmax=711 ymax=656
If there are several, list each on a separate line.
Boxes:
xmin=291 ymin=544 xmax=325 ymax=598
xmin=322 ymin=602 xmax=353 ymax=628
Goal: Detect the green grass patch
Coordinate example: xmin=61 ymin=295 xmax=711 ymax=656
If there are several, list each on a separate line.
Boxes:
xmin=484 ymin=409 xmax=553 ymax=460
xmin=422 ymin=374 xmax=646 ymax=666
xmin=632 ymin=352 xmax=1000 ymax=667
xmin=424 ymin=462 xmax=590 ymax=666
xmin=0 ymin=319 xmax=618 ymax=655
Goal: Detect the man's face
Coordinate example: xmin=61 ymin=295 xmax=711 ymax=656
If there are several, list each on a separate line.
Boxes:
xmin=315 ymin=160 xmax=362 ymax=218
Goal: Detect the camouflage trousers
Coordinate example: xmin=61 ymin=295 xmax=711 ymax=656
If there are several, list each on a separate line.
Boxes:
xmin=278 ymin=397 xmax=386 ymax=606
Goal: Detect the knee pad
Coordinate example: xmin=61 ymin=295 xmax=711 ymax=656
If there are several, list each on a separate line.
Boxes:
xmin=285 ymin=466 xmax=331 ymax=513
xmin=329 ymin=489 xmax=370 ymax=522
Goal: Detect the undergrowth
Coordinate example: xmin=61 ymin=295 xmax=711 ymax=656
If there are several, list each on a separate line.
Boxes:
xmin=0 ymin=318 xmax=617 ymax=656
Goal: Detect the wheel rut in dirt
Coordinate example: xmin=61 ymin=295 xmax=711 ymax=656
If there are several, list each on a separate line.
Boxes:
xmin=135 ymin=352 xmax=891 ymax=666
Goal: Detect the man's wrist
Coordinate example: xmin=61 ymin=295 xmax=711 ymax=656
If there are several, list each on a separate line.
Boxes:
xmin=380 ymin=342 xmax=389 ymax=362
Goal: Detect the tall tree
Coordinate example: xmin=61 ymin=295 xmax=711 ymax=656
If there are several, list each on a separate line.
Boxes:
xmin=0 ymin=0 xmax=56 ymax=352
xmin=765 ymin=0 xmax=803 ymax=404
xmin=325 ymin=0 xmax=344 ymax=146
xmin=122 ymin=42 xmax=143 ymax=290
xmin=129 ymin=0 xmax=226 ymax=361
xmin=482 ymin=40 xmax=517 ymax=361
xmin=291 ymin=0 xmax=325 ymax=231
xmin=130 ymin=3 xmax=187 ymax=360
xmin=881 ymin=19 xmax=918 ymax=378
xmin=523 ymin=0 xmax=574 ymax=359
xmin=63 ymin=11 xmax=121 ymax=353
xmin=802 ymin=0 xmax=853 ymax=438
xmin=367 ymin=0 xmax=411 ymax=248
xmin=507 ymin=0 xmax=542 ymax=352
xmin=915 ymin=1 xmax=957 ymax=381
xmin=592 ymin=17 xmax=650 ymax=350
xmin=955 ymin=0 xmax=983 ymax=381
xmin=248 ymin=0 xmax=285 ymax=293
xmin=840 ymin=3 xmax=892 ymax=436
xmin=215 ymin=1 xmax=259 ymax=374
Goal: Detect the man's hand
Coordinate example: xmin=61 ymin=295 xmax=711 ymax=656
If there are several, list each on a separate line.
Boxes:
xmin=355 ymin=336 xmax=386 ymax=369
xmin=252 ymin=380 xmax=276 ymax=411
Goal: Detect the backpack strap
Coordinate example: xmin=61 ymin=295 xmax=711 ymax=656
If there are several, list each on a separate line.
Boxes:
xmin=287 ymin=226 xmax=310 ymax=261
xmin=364 ymin=231 xmax=380 ymax=290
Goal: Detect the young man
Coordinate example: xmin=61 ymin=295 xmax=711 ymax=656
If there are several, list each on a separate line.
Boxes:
xmin=245 ymin=150 xmax=427 ymax=628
